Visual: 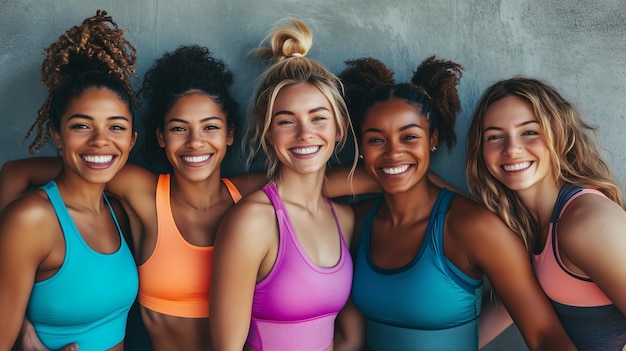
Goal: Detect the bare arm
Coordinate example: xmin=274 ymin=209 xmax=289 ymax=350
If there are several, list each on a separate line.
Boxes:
xmin=0 ymin=157 xmax=62 ymax=210
xmin=0 ymin=196 xmax=53 ymax=350
xmin=464 ymin=208 xmax=575 ymax=351
xmin=333 ymin=298 xmax=365 ymax=351
xmin=209 ymin=196 xmax=274 ymax=350
xmin=324 ymin=164 xmax=455 ymax=197
xmin=559 ymin=194 xmax=626 ymax=315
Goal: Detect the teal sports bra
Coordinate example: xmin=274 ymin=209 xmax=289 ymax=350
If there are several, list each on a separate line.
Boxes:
xmin=26 ymin=181 xmax=138 ymax=351
xmin=352 ymin=188 xmax=482 ymax=351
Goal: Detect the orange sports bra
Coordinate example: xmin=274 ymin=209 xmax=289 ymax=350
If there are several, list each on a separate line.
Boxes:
xmin=137 ymin=174 xmax=242 ymax=318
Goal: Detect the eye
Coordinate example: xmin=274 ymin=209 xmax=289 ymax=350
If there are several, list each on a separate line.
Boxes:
xmin=485 ymin=134 xmax=502 ymax=142
xmin=111 ymin=125 xmax=128 ymax=131
xmin=70 ymin=123 xmax=89 ymax=130
xmin=313 ymin=116 xmax=327 ymax=122
xmin=367 ymin=137 xmax=384 ymax=144
xmin=204 ymin=125 xmax=219 ymax=131
xmin=522 ymin=130 xmax=539 ymax=136
xmin=277 ymin=119 xmax=293 ymax=126
xmin=402 ymin=134 xmax=419 ymax=141
xmin=170 ymin=126 xmax=185 ymax=132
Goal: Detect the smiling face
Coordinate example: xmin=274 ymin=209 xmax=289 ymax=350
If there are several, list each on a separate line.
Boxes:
xmin=481 ymin=95 xmax=555 ymax=193
xmin=359 ymin=98 xmax=437 ymax=194
xmin=157 ymin=92 xmax=233 ymax=182
xmin=265 ymin=82 xmax=339 ymax=177
xmin=52 ymin=87 xmax=136 ymax=185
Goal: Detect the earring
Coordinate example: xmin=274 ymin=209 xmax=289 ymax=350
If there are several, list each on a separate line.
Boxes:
xmin=359 ymin=154 xmax=364 ymax=159
xmin=430 ymin=145 xmax=438 ymax=152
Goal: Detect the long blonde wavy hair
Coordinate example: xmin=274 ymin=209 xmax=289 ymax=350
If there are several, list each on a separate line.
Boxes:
xmin=466 ymin=77 xmax=624 ymax=253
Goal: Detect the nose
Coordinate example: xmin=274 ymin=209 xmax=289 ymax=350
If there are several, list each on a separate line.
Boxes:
xmin=186 ymin=129 xmax=204 ymax=149
xmin=296 ymin=122 xmax=313 ymax=140
xmin=503 ymin=136 xmax=522 ymax=157
xmin=89 ymin=127 xmax=109 ymax=147
xmin=383 ymin=139 xmax=402 ymax=160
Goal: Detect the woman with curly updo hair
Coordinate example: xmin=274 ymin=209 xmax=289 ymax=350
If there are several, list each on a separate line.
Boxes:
xmin=335 ymin=58 xmax=574 ymax=350
xmin=210 ymin=18 xmax=358 ymax=351
xmin=0 ymin=43 xmax=271 ymax=350
xmin=466 ymin=77 xmax=626 ymax=349
xmin=0 ymin=10 xmax=139 ymax=350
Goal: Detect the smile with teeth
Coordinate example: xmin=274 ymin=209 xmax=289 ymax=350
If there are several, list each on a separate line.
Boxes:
xmin=182 ymin=155 xmax=211 ymax=163
xmin=381 ymin=164 xmax=410 ymax=175
xmin=502 ymin=161 xmax=532 ymax=172
xmin=82 ymin=155 xmax=114 ymax=164
xmin=291 ymin=146 xmax=320 ymax=155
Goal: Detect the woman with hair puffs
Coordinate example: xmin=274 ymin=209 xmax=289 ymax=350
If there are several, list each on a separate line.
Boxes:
xmin=334 ymin=57 xmax=575 ymax=350
xmin=0 ymin=10 xmax=138 ymax=350
xmin=466 ymin=77 xmax=626 ymax=350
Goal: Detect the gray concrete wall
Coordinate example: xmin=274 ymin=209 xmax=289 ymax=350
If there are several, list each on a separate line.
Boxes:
xmin=1 ymin=1 xmax=625 ymax=349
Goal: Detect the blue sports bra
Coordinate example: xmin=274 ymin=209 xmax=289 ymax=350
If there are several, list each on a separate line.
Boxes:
xmin=352 ymin=188 xmax=482 ymax=350
xmin=27 ymin=181 xmax=138 ymax=351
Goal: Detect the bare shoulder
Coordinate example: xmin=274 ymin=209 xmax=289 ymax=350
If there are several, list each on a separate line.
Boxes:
xmin=106 ymin=163 xmax=158 ymax=202
xmin=216 ymin=188 xmax=277 ymax=243
xmin=227 ymin=172 xmax=268 ymax=197
xmin=0 ymin=190 xmax=59 ymax=253
xmin=558 ymin=192 xmax=626 ymax=250
xmin=446 ymin=194 xmax=522 ymax=252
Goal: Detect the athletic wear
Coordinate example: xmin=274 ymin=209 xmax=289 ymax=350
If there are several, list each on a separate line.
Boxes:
xmin=352 ymin=189 xmax=482 ymax=351
xmin=533 ymin=184 xmax=626 ymax=350
xmin=246 ymin=182 xmax=353 ymax=351
xmin=138 ymin=174 xmax=242 ymax=318
xmin=27 ymin=181 xmax=138 ymax=351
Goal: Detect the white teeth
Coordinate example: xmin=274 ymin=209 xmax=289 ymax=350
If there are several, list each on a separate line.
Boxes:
xmin=83 ymin=155 xmax=113 ymax=163
xmin=182 ymin=155 xmax=210 ymax=163
xmin=503 ymin=162 xmax=531 ymax=172
xmin=292 ymin=146 xmax=320 ymax=155
xmin=381 ymin=165 xmax=410 ymax=175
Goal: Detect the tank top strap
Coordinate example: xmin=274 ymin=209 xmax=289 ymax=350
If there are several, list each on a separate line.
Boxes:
xmin=550 ymin=183 xmax=584 ymax=224
xmin=221 ymin=178 xmax=242 ymax=203
xmin=40 ymin=181 xmax=76 ymax=242
xmin=359 ymin=197 xmax=384 ymax=251
xmin=427 ymin=188 xmax=456 ymax=245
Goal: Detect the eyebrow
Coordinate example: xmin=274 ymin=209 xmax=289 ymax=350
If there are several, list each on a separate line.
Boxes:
xmin=67 ymin=114 xmax=131 ymax=122
xmin=363 ymin=123 xmax=423 ymax=134
xmin=483 ymin=120 xmax=539 ymax=133
xmin=165 ymin=116 xmax=223 ymax=125
xmin=272 ymin=106 xmax=331 ymax=118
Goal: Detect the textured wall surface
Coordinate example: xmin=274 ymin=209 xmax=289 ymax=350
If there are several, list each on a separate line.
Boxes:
xmin=1 ymin=1 xmax=625 ymax=349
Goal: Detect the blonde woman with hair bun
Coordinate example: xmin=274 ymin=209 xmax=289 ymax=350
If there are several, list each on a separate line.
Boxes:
xmin=210 ymin=18 xmax=358 ymax=351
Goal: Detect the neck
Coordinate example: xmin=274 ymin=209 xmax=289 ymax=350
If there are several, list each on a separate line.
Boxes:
xmin=516 ymin=180 xmax=561 ymax=230
xmin=382 ymin=180 xmax=440 ymax=227
xmin=274 ymin=167 xmax=326 ymax=209
xmin=54 ymin=171 xmax=107 ymax=213
xmin=170 ymin=171 xmax=224 ymax=210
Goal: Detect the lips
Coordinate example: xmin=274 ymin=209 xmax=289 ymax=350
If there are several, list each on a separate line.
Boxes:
xmin=291 ymin=146 xmax=320 ymax=155
xmin=380 ymin=164 xmax=411 ymax=175
xmin=502 ymin=161 xmax=532 ymax=172
xmin=182 ymin=154 xmax=211 ymax=163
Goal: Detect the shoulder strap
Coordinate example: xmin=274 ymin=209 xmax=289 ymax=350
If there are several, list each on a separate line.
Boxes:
xmin=550 ymin=183 xmax=584 ymax=224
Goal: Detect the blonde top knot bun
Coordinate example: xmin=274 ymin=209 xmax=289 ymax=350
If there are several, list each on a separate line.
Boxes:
xmin=256 ymin=17 xmax=313 ymax=62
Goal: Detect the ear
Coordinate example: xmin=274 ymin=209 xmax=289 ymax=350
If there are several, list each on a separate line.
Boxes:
xmin=265 ymin=129 xmax=274 ymax=146
xmin=430 ymin=129 xmax=439 ymax=150
xmin=226 ymin=127 xmax=234 ymax=147
xmin=51 ymin=128 xmax=63 ymax=150
xmin=130 ymin=131 xmax=138 ymax=150
xmin=156 ymin=128 xmax=166 ymax=148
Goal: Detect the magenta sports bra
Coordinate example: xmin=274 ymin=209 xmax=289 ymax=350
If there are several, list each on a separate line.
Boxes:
xmin=246 ymin=182 xmax=353 ymax=351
